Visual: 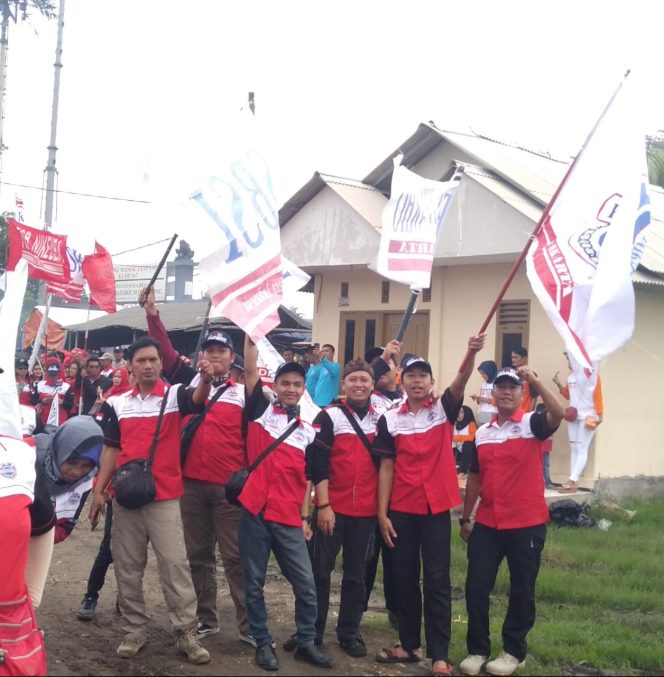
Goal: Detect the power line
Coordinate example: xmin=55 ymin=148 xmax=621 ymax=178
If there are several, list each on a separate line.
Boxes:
xmin=112 ymin=237 xmax=174 ymax=257
xmin=0 ymin=179 xmax=152 ymax=204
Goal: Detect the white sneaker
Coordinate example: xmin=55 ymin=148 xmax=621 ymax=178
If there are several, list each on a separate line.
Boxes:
xmin=459 ymin=654 xmax=489 ymax=675
xmin=239 ymin=633 xmax=276 ymax=649
xmin=485 ymin=651 xmax=525 ymax=676
xmin=196 ymin=622 xmax=220 ymax=638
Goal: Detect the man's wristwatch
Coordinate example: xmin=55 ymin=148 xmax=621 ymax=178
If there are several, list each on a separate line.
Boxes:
xmin=459 ymin=517 xmax=471 ymax=526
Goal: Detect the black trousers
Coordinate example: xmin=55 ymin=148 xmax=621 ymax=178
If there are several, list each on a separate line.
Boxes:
xmin=311 ymin=512 xmax=376 ymax=642
xmin=390 ymin=510 xmax=452 ymax=662
xmin=364 ymin=524 xmax=398 ymax=613
xmin=465 ymin=522 xmax=546 ymax=661
xmin=86 ymin=501 xmax=114 ymax=600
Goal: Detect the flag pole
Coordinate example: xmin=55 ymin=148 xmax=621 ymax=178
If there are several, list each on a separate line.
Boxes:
xmin=457 ymin=71 xmax=631 ymax=373
xmin=79 ymin=292 xmax=92 ymax=415
xmin=138 ymin=233 xmax=178 ymax=306
xmin=28 ymin=293 xmax=52 ymax=371
xmin=394 ymin=289 xmax=421 ymax=342
xmin=193 ymin=297 xmax=213 ymax=368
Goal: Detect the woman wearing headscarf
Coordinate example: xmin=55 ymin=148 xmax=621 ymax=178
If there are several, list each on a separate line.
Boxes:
xmin=471 ymin=360 xmax=498 ymax=426
xmin=88 ymin=367 xmax=132 ymax=418
xmin=35 ymin=416 xmax=103 ymax=544
xmin=453 ymin=406 xmax=478 ymax=475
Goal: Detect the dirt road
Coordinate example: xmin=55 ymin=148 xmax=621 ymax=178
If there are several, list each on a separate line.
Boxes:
xmin=40 ymin=525 xmax=424 ymax=676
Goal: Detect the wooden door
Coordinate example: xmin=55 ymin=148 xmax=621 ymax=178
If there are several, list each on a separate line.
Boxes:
xmin=381 ymin=311 xmax=429 ymax=358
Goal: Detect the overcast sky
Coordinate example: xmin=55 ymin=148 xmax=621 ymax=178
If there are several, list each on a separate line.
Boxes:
xmin=1 ymin=0 xmax=662 ymax=311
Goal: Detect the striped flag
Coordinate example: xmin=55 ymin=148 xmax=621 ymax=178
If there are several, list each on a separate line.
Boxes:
xmin=371 ymin=156 xmax=462 ymax=290
xmin=193 ymin=115 xmax=283 ymax=342
xmin=526 ymin=74 xmax=651 ymax=370
xmin=48 ymin=247 xmax=85 ymax=303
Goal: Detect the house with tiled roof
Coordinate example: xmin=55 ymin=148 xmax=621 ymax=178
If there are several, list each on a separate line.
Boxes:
xmin=279 ymin=123 xmax=664 ymax=497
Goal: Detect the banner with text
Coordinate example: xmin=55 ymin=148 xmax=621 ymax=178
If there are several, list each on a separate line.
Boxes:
xmin=371 ymin=157 xmax=462 ymax=290
xmin=195 ymin=114 xmax=283 ymax=342
xmin=7 ymin=219 xmax=70 ymax=284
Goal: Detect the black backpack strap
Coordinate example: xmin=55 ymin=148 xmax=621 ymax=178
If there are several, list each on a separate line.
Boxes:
xmin=337 ymin=403 xmax=374 ymax=456
xmin=247 ymin=419 xmax=300 ymax=472
xmin=147 ymin=386 xmax=170 ymax=467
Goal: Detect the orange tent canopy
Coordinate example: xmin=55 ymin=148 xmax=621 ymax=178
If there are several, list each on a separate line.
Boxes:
xmin=22 ymin=308 xmax=66 ymax=351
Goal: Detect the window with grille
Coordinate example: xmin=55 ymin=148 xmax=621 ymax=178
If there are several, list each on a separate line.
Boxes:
xmin=381 ymin=281 xmax=390 ymax=304
xmin=496 ymin=300 xmax=530 ymax=368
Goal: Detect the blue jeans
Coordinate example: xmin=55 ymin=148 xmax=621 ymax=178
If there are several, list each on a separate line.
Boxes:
xmin=239 ymin=509 xmax=317 ymax=649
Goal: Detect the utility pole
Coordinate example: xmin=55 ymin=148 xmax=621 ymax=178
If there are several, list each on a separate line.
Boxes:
xmin=43 ymin=0 xmax=64 ymax=229
xmin=28 ymin=0 xmax=65 ymax=369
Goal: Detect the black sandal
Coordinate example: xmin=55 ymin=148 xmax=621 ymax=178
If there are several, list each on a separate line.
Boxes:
xmin=375 ymin=645 xmax=421 ymax=664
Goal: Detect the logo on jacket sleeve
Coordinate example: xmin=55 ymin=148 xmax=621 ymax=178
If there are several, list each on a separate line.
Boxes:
xmin=0 ymin=463 xmax=17 ymax=479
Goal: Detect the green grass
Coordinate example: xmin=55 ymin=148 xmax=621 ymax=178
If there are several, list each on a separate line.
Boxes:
xmin=368 ymin=498 xmax=664 ymax=675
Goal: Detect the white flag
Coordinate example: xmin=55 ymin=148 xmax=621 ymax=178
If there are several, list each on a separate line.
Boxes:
xmin=371 ymin=156 xmax=462 ymax=290
xmin=281 ymin=256 xmax=311 ymax=295
xmin=0 ymin=260 xmax=28 ymax=439
xmin=47 ymin=391 xmax=60 ymax=427
xmin=526 ymin=75 xmax=651 ymax=370
xmin=194 ymin=111 xmax=283 ymax=343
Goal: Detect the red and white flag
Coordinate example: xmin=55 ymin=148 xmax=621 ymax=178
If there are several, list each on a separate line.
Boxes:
xmin=526 ymin=75 xmax=651 ymax=370
xmin=6 ymin=219 xmax=71 ymax=285
xmin=371 ymin=156 xmax=462 ymax=290
xmin=194 ymin=119 xmax=283 ymax=342
xmin=81 ymin=242 xmax=117 ymax=313
xmin=48 ymin=247 xmax=85 ymax=303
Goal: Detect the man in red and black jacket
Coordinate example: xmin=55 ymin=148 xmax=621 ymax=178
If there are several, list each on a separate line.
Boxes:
xmin=374 ymin=334 xmax=485 ymax=677
xmin=238 ymin=335 xmax=333 ymax=672
xmin=458 ymin=368 xmax=564 ymax=677
xmin=139 ymin=287 xmax=252 ymax=645
xmin=307 ymin=358 xmax=382 ymax=657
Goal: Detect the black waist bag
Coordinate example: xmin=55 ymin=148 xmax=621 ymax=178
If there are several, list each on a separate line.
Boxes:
xmin=114 ymin=387 xmax=169 ymax=510
xmin=226 ymin=419 xmax=299 ymax=507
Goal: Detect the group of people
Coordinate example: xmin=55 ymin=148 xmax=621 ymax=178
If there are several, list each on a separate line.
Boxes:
xmin=3 ymin=286 xmax=595 ymax=677
xmin=15 ymin=346 xmax=131 ymax=430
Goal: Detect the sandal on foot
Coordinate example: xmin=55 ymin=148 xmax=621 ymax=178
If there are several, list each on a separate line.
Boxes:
xmin=375 ymin=646 xmax=421 ymax=664
xmin=432 ymin=659 xmax=455 ymax=676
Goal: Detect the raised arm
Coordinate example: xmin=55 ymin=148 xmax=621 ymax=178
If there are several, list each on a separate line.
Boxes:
xmin=243 ymin=334 xmax=260 ymax=396
xmin=519 ymin=367 xmax=564 ymax=429
xmin=450 ymin=334 xmax=486 ymax=402
xmin=140 ymin=286 xmax=195 ymax=383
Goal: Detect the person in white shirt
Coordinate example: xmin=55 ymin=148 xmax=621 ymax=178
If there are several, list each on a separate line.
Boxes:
xmin=471 ymin=361 xmax=498 ymax=425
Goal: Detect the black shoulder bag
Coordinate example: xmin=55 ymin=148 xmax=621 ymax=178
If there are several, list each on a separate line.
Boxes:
xmin=338 ymin=404 xmax=375 ymax=456
xmin=226 ymin=419 xmax=300 ymax=507
xmin=113 ymin=387 xmax=169 ymax=510
xmin=180 ymin=383 xmax=231 ymax=465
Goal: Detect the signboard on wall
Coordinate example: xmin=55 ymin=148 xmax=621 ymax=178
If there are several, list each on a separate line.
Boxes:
xmin=114 ymin=264 xmax=166 ymax=304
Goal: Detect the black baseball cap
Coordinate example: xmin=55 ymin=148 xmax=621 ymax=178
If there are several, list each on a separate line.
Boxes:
xmin=494 ymin=368 xmax=523 ymax=385
xmin=201 ymin=331 xmax=234 ymax=351
xmin=274 ymin=362 xmax=306 ymax=381
xmin=113 ymin=346 xmax=124 ymax=353
xmin=401 ymin=356 xmax=433 ymax=375
xmin=15 ymin=359 xmax=29 ymax=369
xmin=231 ymin=355 xmax=245 ymax=372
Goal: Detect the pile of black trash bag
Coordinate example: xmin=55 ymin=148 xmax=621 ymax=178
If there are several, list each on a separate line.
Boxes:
xmin=548 ymin=499 xmax=594 ymax=527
